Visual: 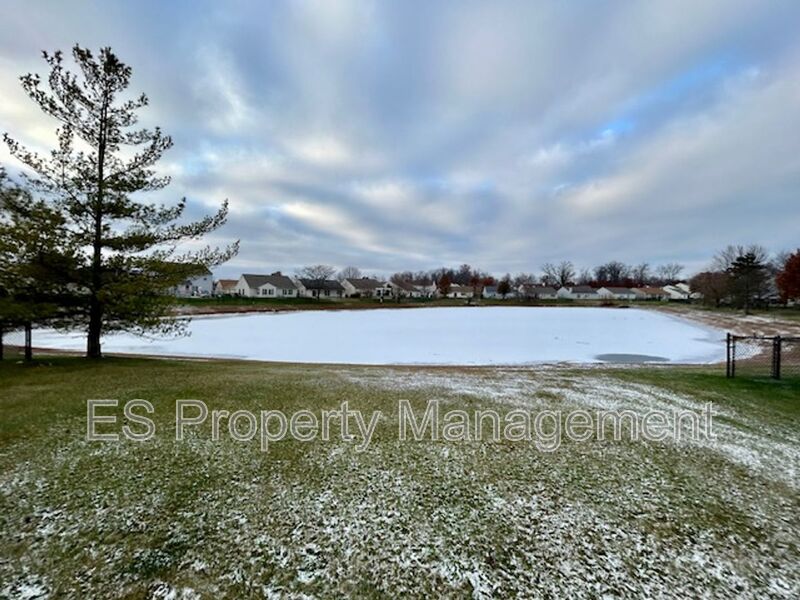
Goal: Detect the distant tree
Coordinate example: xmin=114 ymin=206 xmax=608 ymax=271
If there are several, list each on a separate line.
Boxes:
xmin=577 ymin=268 xmax=593 ymax=285
xmin=713 ymin=245 xmax=768 ymax=272
xmin=413 ymin=271 xmax=433 ymax=285
xmin=726 ymin=252 xmax=768 ymax=314
xmin=455 ymin=263 xmax=473 ymax=285
xmin=469 ymin=274 xmax=483 ymax=301
xmin=556 ymin=261 xmax=575 ymax=287
xmin=497 ymin=274 xmax=512 ymax=299
xmin=3 ymin=46 xmax=236 ymax=358
xmin=390 ymin=270 xmax=414 ymax=284
xmin=772 ymin=250 xmax=791 ymax=274
xmin=631 ymin=263 xmax=650 ymax=287
xmin=338 ymin=266 xmax=361 ymax=281
xmin=655 ymin=263 xmax=684 ymax=284
xmin=689 ymin=271 xmax=729 ymax=307
xmin=298 ymin=264 xmax=336 ymax=299
xmin=437 ymin=274 xmax=452 ymax=297
xmin=513 ymin=272 xmax=535 ymax=287
xmin=776 ymin=250 xmax=800 ymax=304
xmin=541 ymin=261 xmax=574 ymax=287
xmin=594 ymin=261 xmax=629 ymax=286
xmin=540 ymin=263 xmax=558 ymax=287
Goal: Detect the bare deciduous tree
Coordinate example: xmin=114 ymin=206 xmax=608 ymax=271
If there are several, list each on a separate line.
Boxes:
xmin=712 ymin=245 xmax=768 ymax=272
xmin=631 ymin=263 xmax=650 ymax=287
xmin=298 ymin=264 xmax=336 ymax=299
xmin=338 ymin=266 xmax=361 ymax=281
xmin=556 ymin=261 xmax=575 ymax=287
xmin=540 ymin=263 xmax=558 ymax=287
xmin=656 ymin=263 xmax=684 ymax=283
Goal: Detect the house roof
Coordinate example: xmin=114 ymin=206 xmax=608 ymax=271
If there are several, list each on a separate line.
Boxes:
xmin=299 ymin=278 xmax=344 ymax=291
xmin=602 ymin=287 xmax=635 ymax=294
xmin=392 ymin=280 xmax=420 ymax=292
xmin=569 ymin=285 xmax=597 ymax=294
xmin=241 ymin=273 xmax=297 ymax=290
xmin=345 ymin=277 xmax=384 ymax=291
xmin=215 ymin=279 xmax=237 ymax=289
xmin=450 ymin=285 xmax=474 ymax=293
xmin=528 ymin=286 xmax=557 ymax=294
xmin=634 ymin=286 xmax=666 ymax=295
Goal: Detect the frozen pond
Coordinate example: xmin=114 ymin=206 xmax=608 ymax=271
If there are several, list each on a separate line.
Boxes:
xmin=32 ymin=307 xmax=725 ymax=365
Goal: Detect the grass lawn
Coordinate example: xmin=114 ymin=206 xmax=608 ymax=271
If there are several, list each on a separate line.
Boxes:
xmin=1 ymin=358 xmax=798 ymax=598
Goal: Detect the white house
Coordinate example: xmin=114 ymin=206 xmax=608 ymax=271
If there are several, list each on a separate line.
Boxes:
xmin=482 ymin=285 xmax=499 ymax=299
xmin=447 ymin=285 xmax=474 ymax=299
xmin=296 ymin=278 xmax=345 ymax=299
xmin=662 ymin=283 xmax=691 ymax=301
xmin=632 ymin=287 xmax=667 ymax=301
xmin=557 ymin=285 xmax=599 ymax=300
xmin=389 ymin=280 xmax=424 ymax=298
xmin=213 ymin=279 xmax=238 ymax=296
xmin=519 ymin=285 xmax=558 ymax=300
xmin=597 ymin=287 xmax=637 ymax=301
xmin=484 ymin=285 xmax=518 ymax=299
xmin=415 ymin=282 xmax=438 ymax=298
xmin=173 ymin=266 xmax=213 ymax=298
xmin=235 ymin=273 xmax=298 ymax=298
xmin=342 ymin=277 xmax=385 ymax=298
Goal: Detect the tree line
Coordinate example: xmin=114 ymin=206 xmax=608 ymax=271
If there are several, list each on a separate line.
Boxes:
xmin=690 ymin=245 xmax=799 ymax=313
xmin=329 ymin=248 xmax=800 ymax=311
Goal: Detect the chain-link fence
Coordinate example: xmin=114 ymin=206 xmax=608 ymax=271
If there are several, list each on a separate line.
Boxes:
xmin=726 ymin=334 xmax=800 ymax=380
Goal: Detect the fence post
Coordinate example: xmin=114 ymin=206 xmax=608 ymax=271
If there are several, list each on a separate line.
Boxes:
xmin=24 ymin=322 xmax=32 ymax=362
xmin=726 ymin=333 xmax=732 ymax=378
xmin=773 ymin=335 xmax=782 ymax=380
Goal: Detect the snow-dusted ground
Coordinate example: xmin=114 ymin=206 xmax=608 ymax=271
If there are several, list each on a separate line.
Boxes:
xmin=32 ymin=307 xmax=724 ymax=365
xmin=2 ymin=364 xmax=797 ymax=597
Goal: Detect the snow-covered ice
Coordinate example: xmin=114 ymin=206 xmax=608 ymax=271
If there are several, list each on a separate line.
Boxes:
xmin=32 ymin=307 xmax=724 ymax=365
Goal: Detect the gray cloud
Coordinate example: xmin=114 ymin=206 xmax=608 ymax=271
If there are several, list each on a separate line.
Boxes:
xmin=1 ymin=0 xmax=799 ymax=278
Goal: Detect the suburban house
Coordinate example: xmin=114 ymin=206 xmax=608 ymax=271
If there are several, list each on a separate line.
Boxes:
xmin=341 ymin=277 xmax=385 ymax=298
xmin=557 ymin=285 xmax=599 ymax=300
xmin=374 ymin=282 xmax=395 ymax=299
xmin=632 ymin=286 xmax=667 ymax=301
xmin=662 ymin=283 xmax=692 ymax=301
xmin=519 ymin=284 xmax=558 ymax=300
xmin=482 ymin=285 xmax=499 ymax=299
xmin=415 ymin=282 xmax=438 ymax=298
xmin=235 ymin=273 xmax=298 ymax=298
xmin=389 ymin=280 xmax=424 ymax=298
xmin=213 ymin=279 xmax=238 ymax=296
xmin=296 ymin=278 xmax=345 ymax=299
xmin=447 ymin=285 xmax=474 ymax=299
xmin=173 ymin=266 xmax=213 ymax=298
xmin=597 ymin=287 xmax=637 ymax=301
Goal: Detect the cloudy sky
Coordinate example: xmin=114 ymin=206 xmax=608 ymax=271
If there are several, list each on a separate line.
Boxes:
xmin=1 ymin=0 xmax=799 ymax=278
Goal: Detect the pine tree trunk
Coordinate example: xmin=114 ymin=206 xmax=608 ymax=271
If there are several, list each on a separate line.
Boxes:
xmin=87 ymin=301 xmax=102 ymax=359
xmin=87 ymin=89 xmax=109 ymax=359
xmin=24 ymin=321 xmax=32 ymax=361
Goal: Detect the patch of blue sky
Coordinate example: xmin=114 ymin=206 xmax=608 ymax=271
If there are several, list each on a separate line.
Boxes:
xmin=605 ymin=55 xmax=743 ymax=133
